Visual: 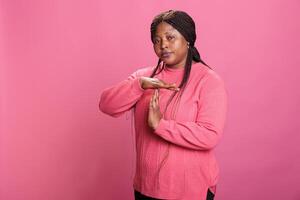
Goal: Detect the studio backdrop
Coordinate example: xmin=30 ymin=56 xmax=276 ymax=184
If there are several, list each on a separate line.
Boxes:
xmin=0 ymin=0 xmax=299 ymax=200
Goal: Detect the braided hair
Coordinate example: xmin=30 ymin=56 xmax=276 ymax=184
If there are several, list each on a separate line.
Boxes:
xmin=150 ymin=10 xmax=213 ymax=119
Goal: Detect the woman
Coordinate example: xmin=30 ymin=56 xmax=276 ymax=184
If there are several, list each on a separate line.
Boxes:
xmin=99 ymin=10 xmax=227 ymax=200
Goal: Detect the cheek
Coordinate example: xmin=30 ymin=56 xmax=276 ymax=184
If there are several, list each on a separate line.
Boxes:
xmin=174 ymin=46 xmax=187 ymax=58
xmin=173 ymin=41 xmax=187 ymax=53
xmin=153 ymin=46 xmax=160 ymax=54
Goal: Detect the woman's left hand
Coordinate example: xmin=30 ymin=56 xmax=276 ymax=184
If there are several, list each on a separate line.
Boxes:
xmin=148 ymin=89 xmax=162 ymax=130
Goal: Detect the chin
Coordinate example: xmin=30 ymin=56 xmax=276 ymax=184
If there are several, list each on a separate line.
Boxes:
xmin=162 ymin=58 xmax=176 ymax=66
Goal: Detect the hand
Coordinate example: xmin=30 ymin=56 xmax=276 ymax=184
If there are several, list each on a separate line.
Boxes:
xmin=148 ymin=89 xmax=162 ymax=130
xmin=139 ymin=77 xmax=180 ymax=91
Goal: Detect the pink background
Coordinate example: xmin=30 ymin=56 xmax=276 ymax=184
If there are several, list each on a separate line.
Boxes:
xmin=1 ymin=0 xmax=300 ymax=199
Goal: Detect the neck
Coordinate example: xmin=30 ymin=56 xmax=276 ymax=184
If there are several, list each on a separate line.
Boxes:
xmin=165 ymin=60 xmax=196 ymax=69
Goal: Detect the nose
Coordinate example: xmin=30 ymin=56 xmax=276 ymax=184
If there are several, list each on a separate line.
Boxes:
xmin=160 ymin=39 xmax=169 ymax=50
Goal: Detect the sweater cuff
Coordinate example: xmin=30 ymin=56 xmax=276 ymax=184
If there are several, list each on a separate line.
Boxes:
xmin=153 ymin=118 xmax=169 ymax=135
xmin=132 ymin=77 xmax=145 ymax=94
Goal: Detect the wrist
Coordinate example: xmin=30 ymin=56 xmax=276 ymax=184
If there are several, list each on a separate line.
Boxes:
xmin=138 ymin=77 xmax=144 ymax=89
xmin=153 ymin=118 xmax=162 ymax=130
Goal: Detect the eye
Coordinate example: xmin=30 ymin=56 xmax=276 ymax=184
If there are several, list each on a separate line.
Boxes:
xmin=153 ymin=39 xmax=160 ymax=44
xmin=167 ymin=35 xmax=174 ymax=40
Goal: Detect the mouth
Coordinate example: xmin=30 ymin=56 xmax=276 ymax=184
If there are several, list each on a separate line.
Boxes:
xmin=161 ymin=52 xmax=173 ymax=58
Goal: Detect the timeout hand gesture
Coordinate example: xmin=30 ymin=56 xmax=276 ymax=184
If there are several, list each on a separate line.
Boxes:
xmin=148 ymin=89 xmax=162 ymax=130
xmin=140 ymin=77 xmax=180 ymax=91
xmin=139 ymin=77 xmax=180 ymax=130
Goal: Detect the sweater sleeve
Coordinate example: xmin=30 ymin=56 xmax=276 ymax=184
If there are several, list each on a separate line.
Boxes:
xmin=153 ymin=73 xmax=228 ymax=150
xmin=99 ymin=69 xmax=146 ymax=117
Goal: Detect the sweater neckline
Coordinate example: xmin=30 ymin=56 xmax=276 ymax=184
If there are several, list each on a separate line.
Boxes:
xmin=164 ymin=66 xmax=185 ymax=72
xmin=163 ymin=62 xmax=198 ymax=73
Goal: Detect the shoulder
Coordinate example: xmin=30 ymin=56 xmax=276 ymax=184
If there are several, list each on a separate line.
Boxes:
xmin=204 ymin=69 xmax=225 ymax=87
xmin=194 ymin=63 xmax=224 ymax=85
xmin=191 ymin=63 xmax=227 ymax=96
xmin=189 ymin=63 xmax=223 ymax=87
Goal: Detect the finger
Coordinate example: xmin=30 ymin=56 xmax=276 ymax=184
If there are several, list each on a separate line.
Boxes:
xmin=171 ymin=87 xmax=180 ymax=91
xmin=158 ymin=79 xmax=166 ymax=84
xmin=167 ymin=83 xmax=180 ymax=91
xmin=156 ymin=89 xmax=159 ymax=101
xmin=160 ymin=82 xmax=176 ymax=90
xmin=155 ymin=80 xmax=167 ymax=88
xmin=154 ymin=90 xmax=159 ymax=108
xmin=151 ymin=92 xmax=156 ymax=108
xmin=156 ymin=82 xmax=166 ymax=89
xmin=152 ymin=82 xmax=162 ymax=89
xmin=153 ymin=78 xmax=160 ymax=82
xmin=149 ymin=95 xmax=153 ymax=108
xmin=153 ymin=78 xmax=163 ymax=85
xmin=153 ymin=90 xmax=157 ymax=105
xmin=167 ymin=83 xmax=177 ymax=88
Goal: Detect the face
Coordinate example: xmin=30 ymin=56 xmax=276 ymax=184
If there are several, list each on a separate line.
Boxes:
xmin=153 ymin=22 xmax=189 ymax=69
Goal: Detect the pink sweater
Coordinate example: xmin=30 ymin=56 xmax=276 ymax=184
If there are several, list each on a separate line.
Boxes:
xmin=99 ymin=62 xmax=228 ymax=200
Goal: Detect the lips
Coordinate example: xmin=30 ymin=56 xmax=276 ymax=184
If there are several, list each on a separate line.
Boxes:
xmin=161 ymin=52 xmax=172 ymax=58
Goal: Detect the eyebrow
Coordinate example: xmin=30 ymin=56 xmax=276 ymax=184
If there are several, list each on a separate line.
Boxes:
xmin=154 ymin=31 xmax=175 ymax=38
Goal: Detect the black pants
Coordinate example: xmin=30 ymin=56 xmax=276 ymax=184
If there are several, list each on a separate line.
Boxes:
xmin=134 ymin=188 xmax=215 ymax=200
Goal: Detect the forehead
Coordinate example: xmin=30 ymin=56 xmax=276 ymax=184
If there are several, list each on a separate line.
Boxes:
xmin=155 ymin=22 xmax=178 ymax=36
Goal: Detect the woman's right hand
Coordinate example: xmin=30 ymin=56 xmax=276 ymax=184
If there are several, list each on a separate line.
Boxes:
xmin=139 ymin=77 xmax=180 ymax=91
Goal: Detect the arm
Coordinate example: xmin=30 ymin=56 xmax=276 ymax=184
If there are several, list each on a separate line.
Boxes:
xmin=153 ymin=73 xmax=228 ymax=150
xmin=99 ymin=69 xmax=146 ymax=117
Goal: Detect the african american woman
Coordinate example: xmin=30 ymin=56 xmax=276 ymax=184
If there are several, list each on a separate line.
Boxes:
xmin=99 ymin=10 xmax=228 ymax=200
